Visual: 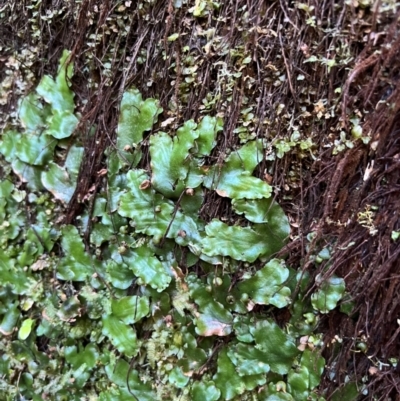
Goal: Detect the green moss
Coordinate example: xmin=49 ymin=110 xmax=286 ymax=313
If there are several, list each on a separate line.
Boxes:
xmin=0 ymin=57 xmax=345 ymax=399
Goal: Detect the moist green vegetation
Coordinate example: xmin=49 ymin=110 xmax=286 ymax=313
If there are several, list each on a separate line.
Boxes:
xmin=0 ymin=51 xmax=347 ymax=400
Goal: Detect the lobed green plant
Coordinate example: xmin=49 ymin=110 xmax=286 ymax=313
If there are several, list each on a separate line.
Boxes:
xmin=0 ymin=51 xmax=348 ymax=400
xmin=0 ymin=50 xmax=83 ymax=200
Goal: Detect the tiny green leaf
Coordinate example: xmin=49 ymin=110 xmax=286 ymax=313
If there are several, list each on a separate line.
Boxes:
xmin=0 ymin=180 xmax=14 ymax=198
xmin=195 ymin=314 xmax=232 ymax=337
xmin=65 ymin=343 xmax=99 ymax=370
xmin=105 ymin=358 xmax=156 ymax=401
xmin=391 ymin=230 xmax=400 ymax=241
xmin=64 ymin=145 xmax=84 ymax=175
xmin=125 ymin=247 xmax=171 ymax=292
xmin=203 ymin=140 xmax=271 ymax=199
xmin=57 ymin=225 xmax=92 ymax=281
xmin=191 ymin=381 xmax=220 ymax=401
xmin=150 ymin=120 xmax=199 ymax=197
xmin=102 ymin=314 xmax=137 ymax=357
xmin=0 ymin=131 xmax=20 ymax=163
xmin=36 ymin=50 xmax=74 ymax=113
xmin=117 ymin=88 xmax=162 ymax=165
xmin=0 ymin=302 xmax=20 ymax=336
xmin=47 ymin=111 xmax=79 ymax=139
xmin=251 ymin=319 xmax=299 ymax=374
xmin=106 ymin=259 xmax=135 ymax=289
xmin=187 ymin=274 xmax=232 ymax=336
xmin=213 ymin=347 xmax=246 ymax=400
xmin=213 ymin=347 xmax=266 ymax=400
xmin=194 ymin=116 xmax=222 ymax=156
xmin=41 ymin=162 xmax=76 ymax=203
xmin=232 ymin=315 xmax=254 ymax=343
xmin=0 ymin=251 xmax=31 ymax=294
xmin=288 ymin=366 xmax=309 ymax=401
xmin=232 ymin=197 xmax=283 ymax=223
xmin=11 ymin=159 xmax=44 ymax=191
xmin=311 ymin=276 xmax=345 ymax=313
xmin=111 ymin=296 xmax=150 ymax=324
xmin=168 ymin=33 xmax=180 ymax=41
xmin=301 ymin=348 xmax=325 ymax=389
xmin=41 ymin=146 xmax=82 ymax=203
xmin=201 ymin=219 xmax=268 ymax=262
xmin=19 ymin=93 xmax=48 ymax=131
xmin=191 ymin=0 xmax=208 ymax=17
xmin=15 ymin=133 xmax=55 ymax=166
xmin=227 ymin=342 xmax=271 ymax=376
xmin=205 ymin=168 xmax=271 ymax=200
xmin=254 ymin=219 xmax=290 ymax=260
xmin=238 ymin=259 xmax=291 ymax=308
xmin=168 ymin=366 xmax=190 ymax=388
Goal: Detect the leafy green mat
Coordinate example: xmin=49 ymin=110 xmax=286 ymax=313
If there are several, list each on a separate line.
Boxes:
xmin=0 ymin=51 xmax=349 ymax=400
